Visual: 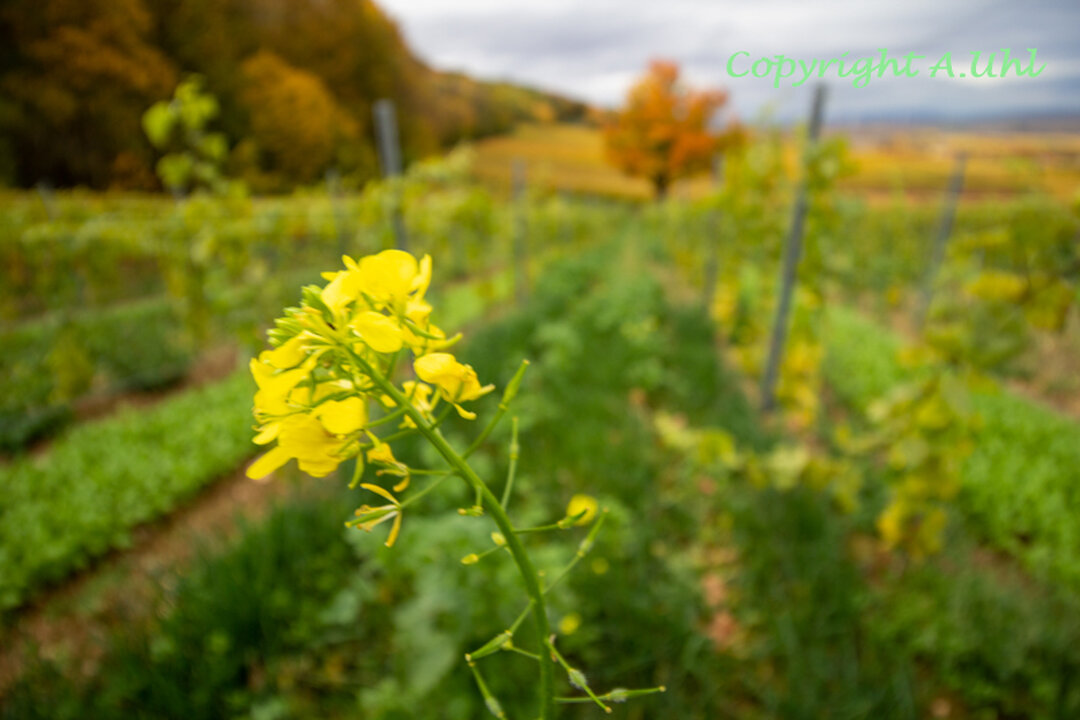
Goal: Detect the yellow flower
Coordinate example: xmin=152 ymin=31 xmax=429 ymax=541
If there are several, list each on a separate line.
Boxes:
xmin=289 ymin=379 xmax=352 ymax=408
xmin=320 ymin=256 xmax=365 ymax=316
xmin=251 ymin=356 xmax=315 ymax=417
xmin=385 ymin=381 xmax=438 ymax=427
xmin=248 ymin=249 xmax=469 ymax=496
xmin=413 ymin=352 xmax=494 ymax=419
xmin=566 ymin=494 xmax=598 ymax=526
xmin=246 ymin=413 xmax=350 ymax=481
xmin=357 ymin=250 xmax=432 ymax=311
xmin=262 ymin=334 xmax=311 ymax=369
xmin=320 ymin=251 xmax=431 ymax=317
xmin=559 ymin=613 xmax=582 ymax=636
xmin=350 ymin=311 xmax=404 ymax=354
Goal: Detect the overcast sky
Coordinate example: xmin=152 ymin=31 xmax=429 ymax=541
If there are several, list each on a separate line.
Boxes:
xmin=378 ymin=0 xmax=1080 ymax=123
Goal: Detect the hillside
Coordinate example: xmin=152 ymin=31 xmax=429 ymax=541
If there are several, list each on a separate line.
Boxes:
xmin=0 ymin=0 xmax=587 ymax=190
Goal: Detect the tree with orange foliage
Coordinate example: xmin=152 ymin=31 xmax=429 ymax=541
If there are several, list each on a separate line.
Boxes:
xmin=604 ymin=60 xmax=737 ymax=199
xmin=240 ymin=51 xmax=360 ymax=185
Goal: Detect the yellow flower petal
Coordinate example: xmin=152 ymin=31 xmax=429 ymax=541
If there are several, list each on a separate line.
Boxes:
xmin=254 ymin=365 xmax=312 ymax=416
xmin=358 ymin=249 xmax=419 ymax=305
xmin=298 ymin=457 xmax=340 ymax=477
xmin=316 ymin=396 xmax=368 ymax=435
xmin=414 ymin=352 xmax=459 ymax=384
xmin=321 ymin=269 xmax=363 ymax=315
xmin=412 ymin=254 xmax=432 ymax=297
xmin=264 ymin=335 xmax=307 ymax=369
xmin=253 ymin=422 xmax=281 ymax=445
xmin=351 ymin=311 xmax=404 ymax=353
xmin=386 ymin=511 xmax=403 ymax=547
xmin=415 ymin=353 xmax=491 ymax=409
xmin=452 ymin=403 xmax=477 ymax=420
xmin=361 ymin=482 xmax=399 ymax=505
xmin=262 ymin=365 xmax=311 ymax=398
xmin=250 ymin=357 xmax=272 ymax=387
xmin=405 ymin=298 xmax=433 ymax=326
xmin=247 ymin=446 xmax=291 ymax=481
xmin=366 ymin=443 xmax=397 ymax=465
xmin=278 ymin=414 xmax=336 ymax=456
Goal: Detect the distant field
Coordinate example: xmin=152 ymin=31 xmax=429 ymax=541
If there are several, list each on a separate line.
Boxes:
xmin=470 ymin=123 xmax=1080 ymax=203
xmin=469 ymin=124 xmax=655 ymax=200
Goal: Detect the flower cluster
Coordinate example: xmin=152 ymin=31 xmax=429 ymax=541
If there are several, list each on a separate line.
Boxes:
xmin=244 ymin=249 xmax=663 ymax=716
xmin=246 ymin=249 xmax=493 ymax=486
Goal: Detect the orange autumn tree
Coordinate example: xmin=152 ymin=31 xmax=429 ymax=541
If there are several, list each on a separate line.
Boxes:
xmin=604 ymin=60 xmax=735 ymax=199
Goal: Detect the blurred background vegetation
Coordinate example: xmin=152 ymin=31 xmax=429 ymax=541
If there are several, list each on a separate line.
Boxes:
xmin=2 ymin=1 xmax=1080 ymax=719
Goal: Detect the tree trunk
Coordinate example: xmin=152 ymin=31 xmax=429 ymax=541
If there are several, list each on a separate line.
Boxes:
xmin=653 ymin=173 xmax=669 ymax=201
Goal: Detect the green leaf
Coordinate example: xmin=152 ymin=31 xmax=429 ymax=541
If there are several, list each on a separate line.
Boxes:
xmin=142 ymin=102 xmax=174 ymax=149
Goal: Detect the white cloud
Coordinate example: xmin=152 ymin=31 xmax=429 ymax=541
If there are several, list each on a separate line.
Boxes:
xmin=379 ymin=0 xmax=1080 ymax=120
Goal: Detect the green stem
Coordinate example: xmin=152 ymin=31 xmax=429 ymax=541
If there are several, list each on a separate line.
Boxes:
xmin=544 ymin=510 xmax=607 ymax=594
xmin=349 ymin=348 xmax=555 ymax=720
xmin=556 ymin=686 xmax=666 ymax=704
xmin=464 ymin=359 xmax=529 ymax=459
xmin=400 ymin=471 xmax=457 ymax=509
xmin=507 ymin=644 xmax=542 ymax=662
xmin=375 ymin=427 xmax=419 ymax=445
xmin=514 ymin=523 xmax=569 ymax=535
xmin=547 ymin=641 xmax=610 ymax=713
xmin=364 ymin=404 xmax=409 ymax=428
xmin=501 ymin=417 xmax=520 ymax=509
xmin=468 ymin=659 xmax=508 ymax=719
xmin=509 ymin=601 xmax=534 ymax=635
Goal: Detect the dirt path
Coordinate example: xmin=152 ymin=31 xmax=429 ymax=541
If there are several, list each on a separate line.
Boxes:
xmin=0 ymin=464 xmax=307 ymax=697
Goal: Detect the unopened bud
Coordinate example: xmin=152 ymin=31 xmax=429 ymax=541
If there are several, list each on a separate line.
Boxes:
xmin=568 ymin=668 xmax=588 ymax=690
xmin=484 ymin=696 xmax=504 ymax=718
xmin=461 ymin=554 xmax=480 ymax=565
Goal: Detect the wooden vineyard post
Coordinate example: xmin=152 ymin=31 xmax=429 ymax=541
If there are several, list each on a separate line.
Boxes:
xmin=702 ymin=153 xmax=725 ymax=312
xmin=512 ymin=159 xmax=529 ymax=305
xmin=760 ymin=84 xmax=827 ymax=413
xmin=326 ymin=168 xmax=349 ymax=258
xmin=916 ymin=152 xmax=967 ymax=327
xmin=35 ymin=181 xmax=57 ymax=221
xmin=373 ymin=98 xmax=408 ymax=251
